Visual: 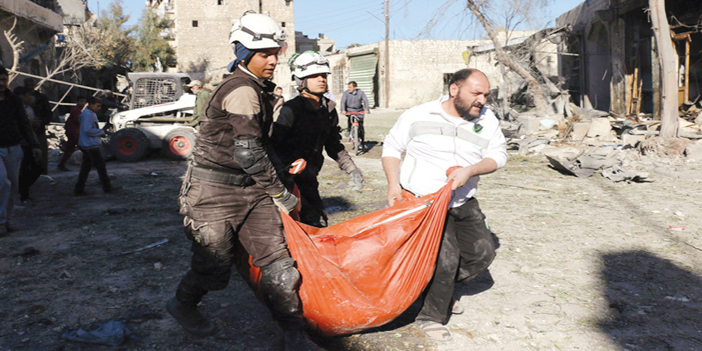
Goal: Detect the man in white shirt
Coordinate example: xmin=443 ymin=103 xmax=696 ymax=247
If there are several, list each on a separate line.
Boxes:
xmin=382 ymin=68 xmax=507 ymax=342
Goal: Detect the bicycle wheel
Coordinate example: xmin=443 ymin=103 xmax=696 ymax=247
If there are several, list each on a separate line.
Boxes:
xmin=352 ymin=122 xmax=360 ymax=154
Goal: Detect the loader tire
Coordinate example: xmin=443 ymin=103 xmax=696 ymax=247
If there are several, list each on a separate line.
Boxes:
xmin=110 ymin=128 xmax=149 ymax=162
xmin=162 ymin=127 xmax=197 ymax=160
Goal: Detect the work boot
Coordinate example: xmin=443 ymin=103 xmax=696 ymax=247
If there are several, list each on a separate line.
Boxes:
xmin=166 ymin=297 xmax=216 ymax=337
xmin=284 ymin=329 xmax=324 ymax=351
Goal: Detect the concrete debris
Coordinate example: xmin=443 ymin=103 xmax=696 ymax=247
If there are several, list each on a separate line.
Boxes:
xmin=586 ymin=118 xmax=613 ymax=138
xmin=508 ymin=137 xmax=550 ymax=154
xmin=640 ymin=137 xmax=692 ymax=156
xmin=571 ymin=122 xmax=590 ymax=141
xmin=545 ymin=147 xmax=650 ymax=182
xmin=685 ymin=144 xmax=702 ymax=160
xmin=601 ymin=165 xmax=651 ymax=182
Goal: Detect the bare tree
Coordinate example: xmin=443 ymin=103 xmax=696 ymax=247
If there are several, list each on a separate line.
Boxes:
xmin=3 ymin=19 xmax=24 ymax=83
xmin=465 ymin=0 xmax=548 ymax=117
xmin=420 ymin=0 xmax=553 ymax=117
xmin=649 ymin=0 xmax=679 ymax=138
xmin=39 ymin=26 xmax=107 ymax=87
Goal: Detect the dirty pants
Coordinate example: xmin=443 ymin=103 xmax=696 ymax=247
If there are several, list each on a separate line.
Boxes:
xmin=175 ymin=166 xmax=306 ymax=329
xmin=74 ymin=147 xmax=111 ymax=193
xmin=416 ymin=197 xmax=496 ymax=324
xmin=292 ymin=172 xmax=327 ymax=228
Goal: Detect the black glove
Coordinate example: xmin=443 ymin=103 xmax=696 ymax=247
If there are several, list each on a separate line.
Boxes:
xmin=349 ymin=169 xmax=364 ymax=191
xmin=272 ymin=188 xmax=299 ymax=214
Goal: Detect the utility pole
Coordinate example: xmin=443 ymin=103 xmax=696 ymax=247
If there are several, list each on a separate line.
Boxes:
xmin=384 ymin=0 xmax=390 ymax=108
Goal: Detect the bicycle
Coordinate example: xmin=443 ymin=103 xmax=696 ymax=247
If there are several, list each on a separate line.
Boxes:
xmin=346 ymin=112 xmax=364 ymax=155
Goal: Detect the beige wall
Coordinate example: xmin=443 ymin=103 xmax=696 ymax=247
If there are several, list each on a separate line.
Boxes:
xmin=328 ymin=40 xmax=487 ymax=109
xmin=173 ymin=0 xmax=295 ymax=91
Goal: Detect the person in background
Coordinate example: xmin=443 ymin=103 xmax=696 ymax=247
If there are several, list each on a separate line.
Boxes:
xmin=0 ymin=67 xmax=40 ymax=236
xmin=74 ymin=97 xmax=115 ymax=195
xmin=98 ymin=90 xmax=122 ymax=122
xmin=14 ymin=86 xmax=43 ymax=203
xmin=339 ymin=81 xmax=369 ymax=144
xmin=57 ymin=96 xmax=87 ymax=171
xmin=186 ymin=80 xmax=211 ymax=129
xmin=23 ymin=78 xmax=51 ymax=175
xmin=274 ymin=86 xmax=284 ymax=101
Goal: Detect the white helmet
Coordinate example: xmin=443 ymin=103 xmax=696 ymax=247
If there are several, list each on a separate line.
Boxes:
xmin=229 ymin=11 xmax=287 ymax=50
xmin=289 ymin=51 xmax=332 ymax=90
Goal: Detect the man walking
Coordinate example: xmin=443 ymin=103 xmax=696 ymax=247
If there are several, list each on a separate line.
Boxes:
xmin=270 ymin=51 xmax=364 ymax=227
xmin=186 ymin=80 xmax=210 ymax=129
xmin=382 ymin=68 xmax=507 ymax=341
xmin=0 ymin=67 xmax=41 ymax=236
xmin=340 ymin=81 xmax=369 ymax=146
xmin=57 ymin=96 xmax=87 ymax=171
xmin=74 ymin=97 xmax=114 ymax=195
xmin=166 ymin=12 xmax=322 ymax=350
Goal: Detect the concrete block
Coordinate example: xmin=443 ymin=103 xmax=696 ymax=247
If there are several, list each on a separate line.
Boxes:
xmin=621 ymin=134 xmax=646 ymax=147
xmin=571 ymin=122 xmax=591 ymax=141
xmin=685 ymin=144 xmax=702 ymax=160
xmin=586 ymin=118 xmax=612 ymax=138
xmin=541 ymin=146 xmax=583 ymax=161
xmin=517 ymin=114 xmax=542 ymax=135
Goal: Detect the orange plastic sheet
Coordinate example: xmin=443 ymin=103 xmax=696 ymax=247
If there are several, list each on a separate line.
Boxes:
xmin=235 ymin=183 xmax=452 ymax=336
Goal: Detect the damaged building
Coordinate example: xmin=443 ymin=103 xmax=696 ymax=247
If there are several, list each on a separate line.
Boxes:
xmin=154 ymin=0 xmax=296 ymax=92
xmin=0 ymin=0 xmax=63 ymax=78
xmin=558 ymin=0 xmax=702 ymax=117
xmin=324 ymin=30 xmax=559 ymax=110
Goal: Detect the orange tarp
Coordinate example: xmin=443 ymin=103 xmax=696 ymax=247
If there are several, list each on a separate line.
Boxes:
xmin=237 ymin=184 xmax=452 ymax=336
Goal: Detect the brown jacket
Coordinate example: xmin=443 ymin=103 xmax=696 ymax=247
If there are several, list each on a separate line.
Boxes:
xmin=192 ymin=67 xmax=284 ymax=195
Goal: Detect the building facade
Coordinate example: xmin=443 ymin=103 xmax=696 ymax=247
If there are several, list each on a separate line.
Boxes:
xmin=167 ymin=0 xmax=296 ymax=90
xmin=557 ymin=0 xmax=702 ymax=116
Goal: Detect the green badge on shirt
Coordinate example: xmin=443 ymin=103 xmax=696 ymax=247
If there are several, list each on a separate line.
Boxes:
xmin=473 ymin=123 xmax=483 ymax=134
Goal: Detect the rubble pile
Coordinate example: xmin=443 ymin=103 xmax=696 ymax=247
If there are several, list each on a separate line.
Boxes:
xmin=503 ymin=102 xmax=702 ymax=182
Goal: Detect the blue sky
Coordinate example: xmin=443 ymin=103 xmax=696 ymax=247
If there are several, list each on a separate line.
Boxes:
xmin=89 ymin=0 xmax=584 ymax=49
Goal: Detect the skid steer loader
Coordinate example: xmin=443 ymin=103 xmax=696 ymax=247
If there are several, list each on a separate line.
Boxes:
xmin=109 ymin=72 xmax=198 ymax=161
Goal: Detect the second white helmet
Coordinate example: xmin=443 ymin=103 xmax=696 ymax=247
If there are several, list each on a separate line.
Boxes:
xmin=289 ymin=51 xmax=331 ymax=80
xmin=229 ymin=11 xmax=287 ymax=50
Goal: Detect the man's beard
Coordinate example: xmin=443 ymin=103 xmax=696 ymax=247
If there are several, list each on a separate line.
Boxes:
xmin=454 ymin=94 xmax=483 ymax=121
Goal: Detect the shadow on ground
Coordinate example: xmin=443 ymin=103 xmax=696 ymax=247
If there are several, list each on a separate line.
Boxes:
xmin=598 ymin=250 xmax=702 ymax=350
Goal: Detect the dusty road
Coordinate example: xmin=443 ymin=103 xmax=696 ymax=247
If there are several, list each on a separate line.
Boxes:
xmin=1 ymin=109 xmax=701 ymax=350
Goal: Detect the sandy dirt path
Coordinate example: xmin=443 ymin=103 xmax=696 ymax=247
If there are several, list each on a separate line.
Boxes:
xmin=1 ymin=109 xmax=701 ymax=350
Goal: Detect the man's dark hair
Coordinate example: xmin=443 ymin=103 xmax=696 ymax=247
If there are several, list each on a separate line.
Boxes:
xmin=87 ymin=96 xmax=101 ymax=105
xmin=76 ymin=96 xmax=87 ymax=102
xmin=13 ymin=86 xmax=32 ymax=96
xmin=448 ymin=68 xmax=483 ymax=87
xmin=348 ymin=81 xmax=357 ymax=87
xmin=0 ymin=66 xmax=8 ymax=77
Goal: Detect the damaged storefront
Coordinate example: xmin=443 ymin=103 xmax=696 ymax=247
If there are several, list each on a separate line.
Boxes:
xmin=557 ymin=0 xmax=702 ymax=117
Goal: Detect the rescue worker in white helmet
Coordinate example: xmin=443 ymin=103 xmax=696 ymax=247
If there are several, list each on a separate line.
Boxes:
xmin=166 ymin=12 xmax=323 ymax=351
xmin=270 ymin=51 xmax=365 ymax=228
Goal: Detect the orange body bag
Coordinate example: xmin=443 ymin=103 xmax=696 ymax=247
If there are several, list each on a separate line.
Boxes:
xmin=235 ymin=184 xmax=452 ymax=336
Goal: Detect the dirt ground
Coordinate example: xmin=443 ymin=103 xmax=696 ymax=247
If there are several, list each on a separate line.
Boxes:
xmin=1 ymin=109 xmax=701 ymax=351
